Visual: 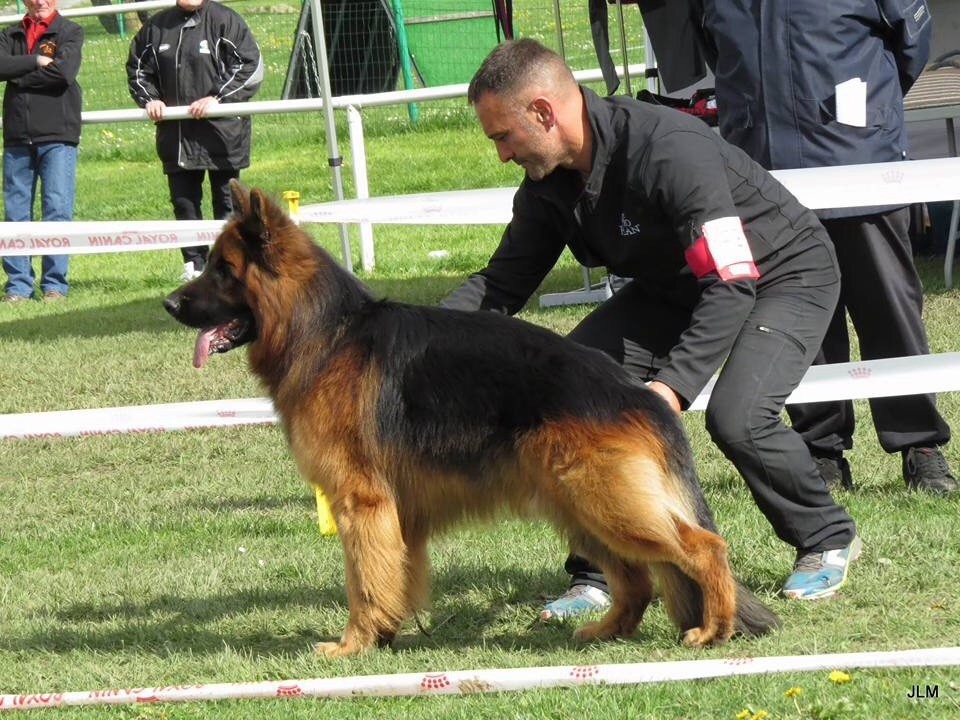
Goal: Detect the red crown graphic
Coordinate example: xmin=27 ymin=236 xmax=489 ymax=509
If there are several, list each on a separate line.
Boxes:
xmin=570 ymin=665 xmax=600 ymax=680
xmin=848 ymin=366 xmax=872 ymax=379
xmin=420 ymin=674 xmax=451 ymax=691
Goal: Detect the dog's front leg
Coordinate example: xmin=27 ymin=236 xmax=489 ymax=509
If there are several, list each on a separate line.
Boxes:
xmin=315 ymin=488 xmax=410 ymax=658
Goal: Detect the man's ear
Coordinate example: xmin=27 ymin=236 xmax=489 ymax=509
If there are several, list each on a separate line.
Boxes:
xmin=530 ymin=97 xmax=555 ymax=129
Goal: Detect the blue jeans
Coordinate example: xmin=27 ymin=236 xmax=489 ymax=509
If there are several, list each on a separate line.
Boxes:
xmin=3 ymin=142 xmax=77 ymax=297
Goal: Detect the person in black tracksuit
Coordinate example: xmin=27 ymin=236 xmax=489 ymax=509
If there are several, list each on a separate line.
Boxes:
xmin=443 ymin=39 xmax=861 ymax=609
xmin=693 ymin=0 xmax=956 ymax=495
xmin=126 ymin=0 xmax=263 ymax=280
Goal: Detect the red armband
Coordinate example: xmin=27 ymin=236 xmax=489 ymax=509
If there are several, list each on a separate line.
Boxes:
xmin=684 ymin=217 xmax=759 ymax=281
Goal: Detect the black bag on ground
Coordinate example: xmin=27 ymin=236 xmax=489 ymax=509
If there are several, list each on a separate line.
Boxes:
xmin=636 ymin=88 xmax=719 ymax=127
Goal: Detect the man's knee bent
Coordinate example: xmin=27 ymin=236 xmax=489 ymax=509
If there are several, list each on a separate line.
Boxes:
xmin=704 ymin=397 xmax=779 ymax=451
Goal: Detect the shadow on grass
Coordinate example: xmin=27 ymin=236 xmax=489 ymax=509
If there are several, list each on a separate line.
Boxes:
xmin=2 ymin=564 xmax=606 ymax=657
xmin=0 ymin=296 xmax=175 ymax=342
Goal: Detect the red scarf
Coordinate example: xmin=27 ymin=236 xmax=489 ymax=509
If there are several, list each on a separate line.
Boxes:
xmin=23 ymin=11 xmax=56 ymax=54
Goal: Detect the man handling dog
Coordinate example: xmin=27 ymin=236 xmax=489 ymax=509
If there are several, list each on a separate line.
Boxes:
xmin=443 ymin=39 xmax=861 ymax=614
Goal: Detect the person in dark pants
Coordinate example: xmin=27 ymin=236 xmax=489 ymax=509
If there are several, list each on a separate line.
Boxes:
xmin=126 ymin=0 xmax=263 ymax=281
xmin=694 ymin=0 xmax=956 ymax=496
xmin=442 ymin=39 xmax=861 ymax=617
xmin=0 ymin=0 xmax=82 ymax=303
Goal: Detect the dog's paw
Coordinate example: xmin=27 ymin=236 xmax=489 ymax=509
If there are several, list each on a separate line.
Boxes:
xmin=313 ymin=641 xmax=358 ymax=658
xmin=572 ymin=620 xmax=617 ymax=643
xmin=681 ymin=626 xmax=731 ymax=648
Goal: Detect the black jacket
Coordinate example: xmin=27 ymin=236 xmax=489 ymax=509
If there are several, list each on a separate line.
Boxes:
xmin=443 ymin=88 xmax=838 ymax=404
xmin=0 ymin=13 xmax=83 ymax=147
xmin=694 ymin=0 xmax=931 ymax=217
xmin=126 ymin=0 xmax=263 ymax=173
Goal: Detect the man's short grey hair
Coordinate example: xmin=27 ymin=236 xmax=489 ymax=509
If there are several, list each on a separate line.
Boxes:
xmin=467 ymin=38 xmax=576 ymax=104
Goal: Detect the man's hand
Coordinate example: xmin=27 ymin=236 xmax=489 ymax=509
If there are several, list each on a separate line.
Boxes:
xmin=145 ymin=99 xmax=166 ymax=122
xmin=647 ymin=380 xmax=682 ymax=414
xmin=188 ymin=96 xmax=219 ymax=118
xmin=36 ymin=55 xmax=53 ymax=68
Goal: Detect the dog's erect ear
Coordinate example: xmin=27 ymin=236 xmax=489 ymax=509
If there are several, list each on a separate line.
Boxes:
xmin=235 ymin=187 xmax=270 ymax=245
xmin=234 ymin=187 xmax=280 ymax=274
xmin=229 ymin=178 xmax=250 ymax=217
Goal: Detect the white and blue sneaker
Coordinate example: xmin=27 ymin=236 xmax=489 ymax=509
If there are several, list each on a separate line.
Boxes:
xmin=540 ymin=584 xmax=611 ymax=621
xmin=783 ymin=535 xmax=862 ymax=600
xmin=181 ymin=261 xmax=204 ymax=282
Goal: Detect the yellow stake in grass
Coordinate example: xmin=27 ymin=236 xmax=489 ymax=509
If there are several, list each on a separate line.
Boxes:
xmin=282 ymin=190 xmax=300 ymax=218
xmin=284 ymin=190 xmax=330 ymax=535
xmin=315 ymin=488 xmax=338 ymax=536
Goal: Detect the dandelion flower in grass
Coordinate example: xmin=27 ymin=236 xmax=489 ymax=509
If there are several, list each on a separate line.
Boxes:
xmin=736 ymin=711 xmax=751 ymax=720
xmin=829 ymin=670 xmax=852 ymax=684
xmin=785 ymin=686 xmax=803 ymax=698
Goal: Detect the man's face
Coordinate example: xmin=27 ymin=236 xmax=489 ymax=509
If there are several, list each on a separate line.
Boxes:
xmin=24 ymin=0 xmax=58 ymax=22
xmin=176 ymin=0 xmax=205 ymax=11
xmin=474 ymin=91 xmax=560 ymax=181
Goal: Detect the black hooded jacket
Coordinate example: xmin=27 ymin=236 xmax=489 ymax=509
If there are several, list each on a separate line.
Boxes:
xmin=126 ymin=0 xmax=263 ymax=173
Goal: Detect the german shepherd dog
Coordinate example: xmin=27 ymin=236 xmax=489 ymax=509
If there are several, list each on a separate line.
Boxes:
xmin=164 ymin=181 xmax=780 ymax=657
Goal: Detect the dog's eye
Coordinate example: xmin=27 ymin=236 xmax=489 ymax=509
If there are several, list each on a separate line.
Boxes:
xmin=214 ymin=260 xmax=233 ymax=280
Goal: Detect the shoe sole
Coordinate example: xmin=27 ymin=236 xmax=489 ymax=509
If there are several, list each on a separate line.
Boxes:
xmin=783 ymin=536 xmax=863 ymax=601
xmin=906 ymin=479 xmax=959 ymax=495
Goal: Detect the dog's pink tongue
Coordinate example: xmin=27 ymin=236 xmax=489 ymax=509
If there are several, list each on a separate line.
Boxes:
xmin=193 ymin=329 xmax=216 ymax=369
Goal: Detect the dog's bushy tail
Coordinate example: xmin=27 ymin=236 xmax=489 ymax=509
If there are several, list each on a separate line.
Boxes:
xmin=655 ymin=563 xmax=780 ymax=639
xmin=662 ymin=435 xmax=781 ymax=638
xmin=733 ymin=581 xmax=782 ymax=637
xmin=654 ymin=563 xmax=705 ymax=635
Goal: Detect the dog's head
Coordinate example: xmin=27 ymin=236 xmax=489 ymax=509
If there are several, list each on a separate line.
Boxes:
xmin=163 ymin=180 xmax=282 ymax=368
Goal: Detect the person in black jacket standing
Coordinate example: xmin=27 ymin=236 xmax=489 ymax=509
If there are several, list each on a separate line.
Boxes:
xmin=694 ymin=0 xmax=956 ymax=496
xmin=127 ymin=0 xmax=263 ymax=281
xmin=443 ymin=39 xmax=862 ymax=613
xmin=0 ymin=0 xmax=82 ymax=303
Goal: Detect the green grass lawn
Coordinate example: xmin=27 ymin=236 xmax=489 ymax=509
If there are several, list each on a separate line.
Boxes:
xmin=2 ymin=3 xmax=960 ymax=719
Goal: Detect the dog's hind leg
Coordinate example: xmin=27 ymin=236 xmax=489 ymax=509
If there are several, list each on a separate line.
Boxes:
xmin=314 ymin=488 xmax=411 ymax=658
xmin=587 ymin=512 xmax=737 ymax=647
xmin=560 ymin=465 xmax=736 ymax=647
xmin=568 ymin=539 xmax=654 ymax=642
xmin=402 ymin=528 xmax=432 ymax=618
xmin=657 ymin=521 xmax=737 ymax=648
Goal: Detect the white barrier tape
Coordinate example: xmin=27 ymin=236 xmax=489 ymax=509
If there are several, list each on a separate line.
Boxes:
xmin=1 ymin=646 xmax=957 ymax=711
xmin=774 ymin=156 xmax=960 ymax=211
xmin=2 ymin=158 xmax=958 ymax=258
xmin=4 ymin=353 xmax=960 ymax=440
xmin=300 ymin=187 xmax=516 ymax=225
xmin=0 ymin=398 xmax=276 ymax=440
xmin=686 ymin=351 xmax=960 ymax=411
xmin=298 ymin=157 xmax=960 ymax=226
xmin=0 ymin=220 xmax=223 ymax=257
